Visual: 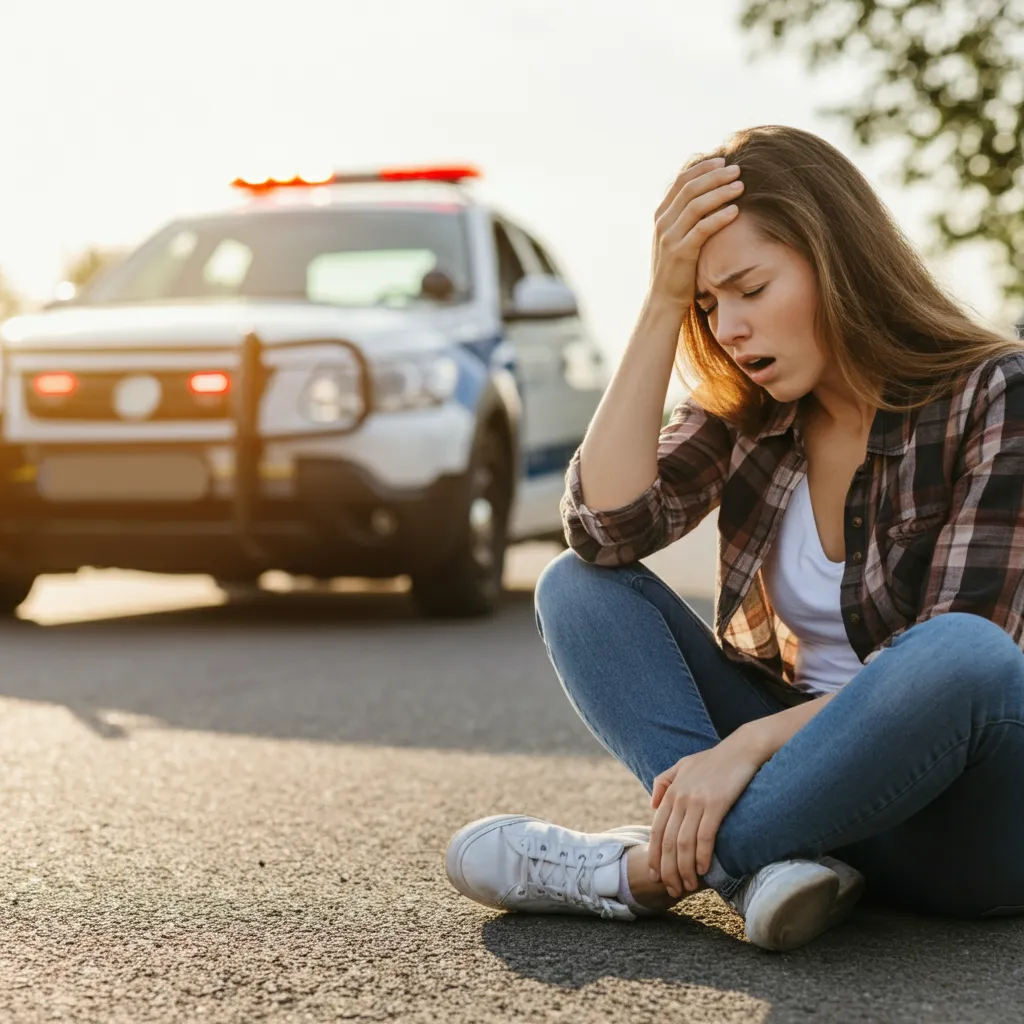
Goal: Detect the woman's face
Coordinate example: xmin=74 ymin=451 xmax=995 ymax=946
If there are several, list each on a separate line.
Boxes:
xmin=694 ymin=212 xmax=827 ymax=404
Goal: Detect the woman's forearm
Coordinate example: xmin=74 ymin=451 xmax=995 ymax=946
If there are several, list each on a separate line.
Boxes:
xmin=733 ymin=693 xmax=837 ymax=764
xmin=577 ymin=295 xmax=683 ymax=511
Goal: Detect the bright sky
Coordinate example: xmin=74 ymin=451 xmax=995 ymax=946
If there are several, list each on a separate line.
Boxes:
xmin=1 ymin=0 xmax=1007 ymax=366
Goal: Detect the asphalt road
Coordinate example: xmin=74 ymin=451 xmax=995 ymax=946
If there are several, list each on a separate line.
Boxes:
xmin=1 ymin=546 xmax=1021 ymax=1023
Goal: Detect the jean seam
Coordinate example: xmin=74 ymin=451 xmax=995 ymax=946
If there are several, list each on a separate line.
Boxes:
xmin=625 ymin=568 xmax=779 ymax=718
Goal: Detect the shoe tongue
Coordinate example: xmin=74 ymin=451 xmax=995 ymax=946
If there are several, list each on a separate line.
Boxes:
xmin=592 ymin=858 xmax=621 ymax=898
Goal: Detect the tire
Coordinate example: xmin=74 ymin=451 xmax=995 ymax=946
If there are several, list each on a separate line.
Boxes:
xmin=215 ymin=576 xmax=263 ymax=602
xmin=0 ymin=573 xmax=36 ymax=615
xmin=411 ymin=428 xmax=511 ymax=618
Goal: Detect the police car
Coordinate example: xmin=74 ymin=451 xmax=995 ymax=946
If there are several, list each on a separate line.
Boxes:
xmin=0 ymin=165 xmax=607 ymax=617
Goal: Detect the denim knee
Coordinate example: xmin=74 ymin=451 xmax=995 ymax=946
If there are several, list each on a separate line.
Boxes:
xmin=891 ymin=612 xmax=1024 ymax=706
xmin=534 ymin=550 xmax=630 ymax=635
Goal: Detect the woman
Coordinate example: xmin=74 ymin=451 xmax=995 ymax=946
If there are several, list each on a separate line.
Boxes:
xmin=445 ymin=126 xmax=1024 ymax=951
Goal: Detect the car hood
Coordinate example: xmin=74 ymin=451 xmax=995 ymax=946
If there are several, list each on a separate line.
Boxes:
xmin=0 ymin=299 xmax=467 ymax=359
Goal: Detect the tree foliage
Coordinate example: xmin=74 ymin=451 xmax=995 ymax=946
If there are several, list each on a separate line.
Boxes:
xmin=62 ymin=246 xmax=126 ymax=289
xmin=740 ymin=0 xmax=1024 ymax=306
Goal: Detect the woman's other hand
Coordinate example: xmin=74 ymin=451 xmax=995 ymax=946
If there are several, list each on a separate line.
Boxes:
xmin=649 ymin=157 xmax=744 ymax=313
xmin=647 ymin=734 xmax=764 ymax=898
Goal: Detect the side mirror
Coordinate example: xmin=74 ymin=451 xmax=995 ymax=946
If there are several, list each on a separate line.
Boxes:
xmin=42 ymin=281 xmax=79 ymax=311
xmin=504 ymin=274 xmax=578 ymax=321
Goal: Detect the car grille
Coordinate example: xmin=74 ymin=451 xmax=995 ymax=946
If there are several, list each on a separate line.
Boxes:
xmin=24 ymin=371 xmax=231 ymax=421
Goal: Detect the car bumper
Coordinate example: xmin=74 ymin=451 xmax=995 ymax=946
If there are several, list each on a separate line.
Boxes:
xmin=0 ymin=334 xmax=477 ymax=578
xmin=0 ymin=455 xmax=472 ymax=577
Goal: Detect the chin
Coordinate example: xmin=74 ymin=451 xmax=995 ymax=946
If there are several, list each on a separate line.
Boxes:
xmin=763 ymin=376 xmax=812 ymax=405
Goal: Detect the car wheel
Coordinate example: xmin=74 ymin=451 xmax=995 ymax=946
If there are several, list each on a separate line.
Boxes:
xmin=0 ymin=573 xmax=36 ymax=615
xmin=215 ymin=576 xmax=264 ymax=602
xmin=411 ymin=428 xmax=511 ymax=618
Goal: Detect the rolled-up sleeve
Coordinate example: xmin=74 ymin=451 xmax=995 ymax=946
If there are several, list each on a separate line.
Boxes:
xmin=560 ymin=396 xmax=733 ymax=565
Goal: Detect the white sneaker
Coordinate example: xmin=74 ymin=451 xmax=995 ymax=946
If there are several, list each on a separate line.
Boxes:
xmin=729 ymin=859 xmax=855 ymax=951
xmin=445 ymin=814 xmax=649 ymax=921
xmin=818 ymin=855 xmax=867 ymax=923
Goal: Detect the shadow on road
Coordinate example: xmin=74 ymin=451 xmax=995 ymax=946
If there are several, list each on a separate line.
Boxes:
xmin=0 ymin=586 xmax=714 ymax=755
xmin=480 ymin=901 xmax=1022 ymax=1022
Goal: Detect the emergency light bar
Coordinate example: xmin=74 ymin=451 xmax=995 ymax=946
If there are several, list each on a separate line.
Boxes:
xmin=231 ymin=165 xmax=482 ymax=193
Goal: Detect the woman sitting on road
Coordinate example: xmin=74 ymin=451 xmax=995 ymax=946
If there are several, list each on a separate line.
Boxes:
xmin=443 ymin=125 xmax=1024 ymax=952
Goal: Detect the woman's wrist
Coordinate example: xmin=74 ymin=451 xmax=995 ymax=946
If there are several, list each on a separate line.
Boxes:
xmin=642 ymin=289 xmax=688 ymax=326
xmin=729 ymin=717 xmax=784 ymax=765
xmin=731 ymin=694 xmax=837 ymax=764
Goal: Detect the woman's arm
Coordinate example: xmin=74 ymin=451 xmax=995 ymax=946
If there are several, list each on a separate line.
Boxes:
xmin=576 ymin=296 xmax=682 ymax=510
xmin=729 ymin=693 xmax=837 ymax=764
xmin=576 ymin=158 xmax=741 ymax=511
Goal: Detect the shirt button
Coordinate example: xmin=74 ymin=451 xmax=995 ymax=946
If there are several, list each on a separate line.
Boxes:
xmin=849 ymin=612 xmax=861 ymax=626
xmin=853 ymin=551 xmax=864 ymax=564
xmin=852 ymin=516 xmax=863 ymax=528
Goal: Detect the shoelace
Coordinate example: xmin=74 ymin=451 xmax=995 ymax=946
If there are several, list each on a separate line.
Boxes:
xmin=513 ymin=837 xmax=616 ymax=920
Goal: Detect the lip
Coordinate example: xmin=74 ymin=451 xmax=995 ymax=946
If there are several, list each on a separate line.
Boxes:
xmin=739 ymin=357 xmax=778 ymax=385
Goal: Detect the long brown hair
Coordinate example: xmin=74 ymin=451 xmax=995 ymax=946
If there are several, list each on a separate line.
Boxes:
xmin=678 ymin=125 xmax=1022 ymax=435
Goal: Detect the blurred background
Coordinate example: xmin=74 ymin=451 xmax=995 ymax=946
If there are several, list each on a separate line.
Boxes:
xmin=1 ymin=0 xmax=1022 ymax=616
xmin=3 ymin=7 xmax=1024 ymax=1019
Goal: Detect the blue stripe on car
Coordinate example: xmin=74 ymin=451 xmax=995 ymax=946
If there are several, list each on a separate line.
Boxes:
xmin=453 ymin=334 xmax=516 ymax=410
xmin=525 ymin=440 xmax=581 ymax=479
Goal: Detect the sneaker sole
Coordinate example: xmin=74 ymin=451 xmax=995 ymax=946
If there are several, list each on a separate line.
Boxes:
xmin=745 ymin=865 xmax=841 ymax=952
xmin=445 ymin=813 xmax=535 ymax=909
xmin=818 ymin=855 xmax=867 ymax=926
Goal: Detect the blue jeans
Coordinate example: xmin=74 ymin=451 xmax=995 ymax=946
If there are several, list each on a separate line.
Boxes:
xmin=534 ymin=550 xmax=1024 ymax=917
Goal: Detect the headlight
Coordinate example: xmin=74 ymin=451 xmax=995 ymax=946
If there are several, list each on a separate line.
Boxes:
xmin=371 ymin=354 xmax=459 ymax=412
xmin=299 ymin=354 xmax=459 ymax=424
xmin=302 ymin=367 xmax=365 ymax=425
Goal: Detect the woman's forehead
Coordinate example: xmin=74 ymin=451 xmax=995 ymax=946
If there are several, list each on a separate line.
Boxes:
xmin=695 ymin=216 xmax=769 ymax=290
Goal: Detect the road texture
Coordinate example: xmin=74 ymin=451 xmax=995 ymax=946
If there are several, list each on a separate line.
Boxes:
xmin=0 ymin=543 xmax=1021 ymax=1023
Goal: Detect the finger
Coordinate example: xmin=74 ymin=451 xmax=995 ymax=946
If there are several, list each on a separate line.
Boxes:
xmin=662 ymin=182 xmax=745 ymax=253
xmin=651 ymin=778 xmax=667 ymax=810
xmin=655 ymin=157 xmax=726 ymax=220
xmin=694 ymin=807 xmax=725 ymax=881
xmin=679 ymin=203 xmax=741 ymax=255
xmin=675 ymin=806 xmax=703 ymax=893
xmin=648 ymin=793 xmax=673 ymax=880
xmin=651 ymin=764 xmax=678 ymax=809
xmin=659 ymin=163 xmax=742 ymax=235
xmin=659 ymin=802 xmax=687 ymax=898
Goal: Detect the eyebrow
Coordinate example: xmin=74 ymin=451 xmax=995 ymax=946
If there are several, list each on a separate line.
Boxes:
xmin=694 ymin=264 xmax=762 ymax=303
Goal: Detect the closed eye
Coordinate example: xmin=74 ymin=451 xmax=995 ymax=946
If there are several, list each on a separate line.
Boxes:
xmin=699 ymin=284 xmax=765 ymax=317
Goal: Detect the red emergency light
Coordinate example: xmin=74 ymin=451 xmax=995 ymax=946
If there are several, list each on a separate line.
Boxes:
xmin=33 ymin=372 xmax=78 ymax=397
xmin=188 ymin=371 xmax=230 ymax=396
xmin=231 ymin=165 xmax=481 ymax=193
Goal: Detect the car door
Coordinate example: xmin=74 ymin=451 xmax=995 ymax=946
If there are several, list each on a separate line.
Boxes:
xmin=516 ymin=226 xmax=606 ymax=448
xmin=493 ymin=218 xmax=605 ymax=539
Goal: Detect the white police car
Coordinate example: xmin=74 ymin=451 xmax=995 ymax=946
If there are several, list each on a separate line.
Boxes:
xmin=0 ymin=165 xmax=607 ymax=617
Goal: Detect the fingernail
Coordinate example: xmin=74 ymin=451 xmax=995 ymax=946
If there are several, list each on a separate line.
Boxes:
xmin=668 ymin=887 xmax=679 ymax=898
xmin=649 ymin=869 xmax=659 ymax=881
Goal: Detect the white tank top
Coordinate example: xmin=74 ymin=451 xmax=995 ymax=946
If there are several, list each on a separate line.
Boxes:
xmin=761 ymin=475 xmax=864 ymax=695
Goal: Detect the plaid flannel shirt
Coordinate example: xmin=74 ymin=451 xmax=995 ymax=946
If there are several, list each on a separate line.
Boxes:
xmin=562 ymin=351 xmax=1024 ymax=696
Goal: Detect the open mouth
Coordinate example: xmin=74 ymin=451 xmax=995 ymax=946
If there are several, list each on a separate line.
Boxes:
xmin=743 ymin=356 xmax=775 ymax=372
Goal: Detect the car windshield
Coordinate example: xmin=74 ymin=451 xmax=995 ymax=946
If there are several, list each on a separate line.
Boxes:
xmin=81 ymin=206 xmax=473 ymax=309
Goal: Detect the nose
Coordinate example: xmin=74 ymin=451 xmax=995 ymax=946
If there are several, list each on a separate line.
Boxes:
xmin=713 ymin=301 xmax=751 ymax=350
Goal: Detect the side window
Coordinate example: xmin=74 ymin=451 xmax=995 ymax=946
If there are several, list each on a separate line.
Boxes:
xmin=492 ymin=221 xmax=526 ymax=304
xmin=525 ymin=235 xmax=561 ymax=280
